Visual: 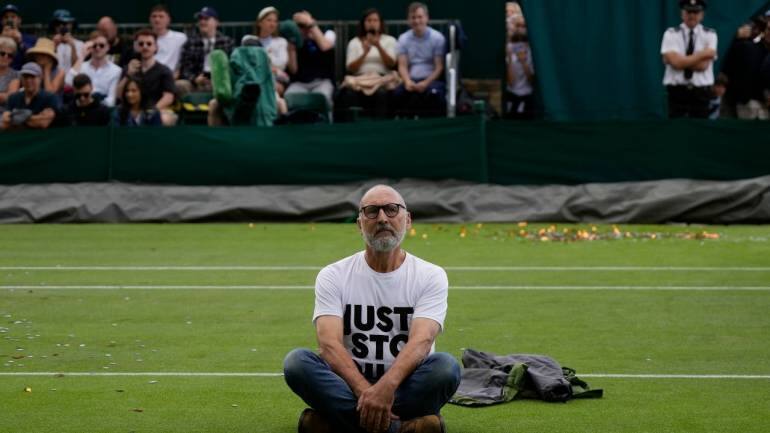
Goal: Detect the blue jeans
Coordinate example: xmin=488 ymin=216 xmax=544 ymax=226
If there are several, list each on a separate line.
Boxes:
xmin=284 ymin=349 xmax=461 ymax=433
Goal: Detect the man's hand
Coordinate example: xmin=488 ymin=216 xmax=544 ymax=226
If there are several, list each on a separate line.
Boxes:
xmin=698 ymin=48 xmax=717 ymax=61
xmin=404 ymin=79 xmax=417 ymax=92
xmin=127 ymin=59 xmax=141 ymax=76
xmin=293 ymin=11 xmax=315 ymax=28
xmin=413 ymin=80 xmax=429 ymax=93
xmin=194 ymin=74 xmax=210 ymax=87
xmin=1 ymin=27 xmax=20 ymax=44
xmin=52 ymin=34 xmax=63 ymax=45
xmin=357 ymin=381 xmax=397 ymax=433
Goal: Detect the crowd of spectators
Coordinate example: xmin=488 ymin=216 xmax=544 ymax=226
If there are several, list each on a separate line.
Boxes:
xmin=6 ymin=1 xmax=769 ymax=128
xmin=0 ymin=1 xmax=454 ymax=131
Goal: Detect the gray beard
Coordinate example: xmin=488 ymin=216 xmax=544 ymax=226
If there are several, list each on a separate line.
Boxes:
xmin=364 ymin=225 xmax=406 ymax=252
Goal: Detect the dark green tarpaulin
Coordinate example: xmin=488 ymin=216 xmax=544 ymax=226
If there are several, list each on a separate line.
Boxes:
xmin=1 ymin=118 xmax=769 ymax=186
xmin=519 ymin=0 xmax=770 ymax=120
xmin=487 ymin=119 xmax=770 ymax=185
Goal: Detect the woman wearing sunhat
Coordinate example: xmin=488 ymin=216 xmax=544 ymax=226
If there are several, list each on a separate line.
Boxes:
xmin=25 ymin=37 xmax=64 ymax=96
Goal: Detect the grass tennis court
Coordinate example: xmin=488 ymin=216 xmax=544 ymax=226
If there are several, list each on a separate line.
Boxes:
xmin=2 ymin=223 xmax=770 ymax=433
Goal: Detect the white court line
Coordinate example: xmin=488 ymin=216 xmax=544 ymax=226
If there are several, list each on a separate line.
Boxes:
xmin=1 ymin=266 xmax=770 ymax=272
xmin=2 ymin=285 xmax=770 ymax=291
xmin=0 ymin=372 xmax=768 ymax=380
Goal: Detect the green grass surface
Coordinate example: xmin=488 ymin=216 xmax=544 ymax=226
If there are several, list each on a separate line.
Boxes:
xmin=2 ymin=223 xmax=770 ymax=432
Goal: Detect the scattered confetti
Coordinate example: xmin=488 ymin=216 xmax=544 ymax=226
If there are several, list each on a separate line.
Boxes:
xmin=231 ymin=404 xmax=239 ymax=408
xmin=148 ymin=380 xmax=158 ymax=384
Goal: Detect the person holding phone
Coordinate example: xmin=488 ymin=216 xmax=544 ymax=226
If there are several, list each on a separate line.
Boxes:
xmin=1 ymin=4 xmax=36 ymax=70
xmin=48 ymin=9 xmax=84 ymax=75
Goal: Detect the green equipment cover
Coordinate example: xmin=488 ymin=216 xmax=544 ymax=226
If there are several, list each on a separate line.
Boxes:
xmin=210 ymin=49 xmax=233 ymax=104
xmin=222 ymin=46 xmax=278 ymax=127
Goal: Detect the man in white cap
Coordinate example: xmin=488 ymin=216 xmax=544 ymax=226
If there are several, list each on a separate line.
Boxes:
xmin=661 ymin=0 xmax=718 ymax=118
xmin=2 ymin=62 xmax=57 ymax=130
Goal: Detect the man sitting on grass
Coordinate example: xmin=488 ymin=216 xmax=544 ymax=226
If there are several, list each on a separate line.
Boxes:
xmin=284 ymin=185 xmax=460 ymax=433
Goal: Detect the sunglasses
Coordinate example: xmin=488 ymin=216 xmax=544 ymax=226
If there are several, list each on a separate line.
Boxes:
xmin=93 ymin=43 xmax=107 ymax=49
xmin=0 ymin=51 xmax=13 ymax=58
xmin=359 ymin=203 xmax=406 ymax=219
xmin=75 ymin=92 xmax=91 ymax=99
xmin=137 ymin=41 xmax=154 ymax=47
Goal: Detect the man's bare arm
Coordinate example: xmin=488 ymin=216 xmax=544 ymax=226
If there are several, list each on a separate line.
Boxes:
xmin=662 ymin=48 xmax=716 ymax=70
xmin=315 ymin=315 xmax=371 ymax=397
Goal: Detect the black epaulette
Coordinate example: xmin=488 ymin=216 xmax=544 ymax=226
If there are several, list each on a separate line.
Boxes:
xmin=667 ymin=26 xmax=683 ymax=34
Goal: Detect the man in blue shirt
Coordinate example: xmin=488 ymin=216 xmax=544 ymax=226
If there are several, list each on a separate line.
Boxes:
xmin=2 ymin=62 xmax=58 ymax=130
xmin=395 ymin=2 xmax=446 ymax=117
xmin=1 ymin=4 xmax=37 ymax=70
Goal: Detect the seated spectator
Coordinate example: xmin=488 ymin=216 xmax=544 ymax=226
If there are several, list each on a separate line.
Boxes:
xmin=2 ymin=62 xmax=57 ymax=130
xmin=247 ymin=6 xmax=296 ymax=96
xmin=177 ymin=6 xmax=234 ymax=96
xmin=118 ymin=29 xmax=176 ymax=126
xmin=58 ymin=73 xmax=111 ymax=126
xmin=336 ymin=8 xmax=399 ymax=121
xmin=25 ymin=38 xmax=65 ymax=97
xmin=1 ymin=4 xmax=36 ymax=70
xmin=285 ymin=10 xmax=336 ymax=113
xmin=49 ymin=9 xmax=84 ymax=75
xmin=66 ymin=31 xmax=122 ymax=106
xmin=150 ymin=4 xmax=187 ymax=76
xmin=505 ymin=32 xmax=535 ymax=119
xmin=113 ymin=76 xmax=161 ymax=127
xmin=395 ymin=2 xmax=446 ymax=117
xmin=97 ymin=16 xmax=133 ymax=68
xmin=0 ymin=36 xmax=20 ymax=109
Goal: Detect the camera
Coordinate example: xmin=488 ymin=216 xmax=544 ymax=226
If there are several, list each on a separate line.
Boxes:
xmin=4 ymin=19 xmax=14 ymax=30
xmin=58 ymin=25 xmax=70 ymax=35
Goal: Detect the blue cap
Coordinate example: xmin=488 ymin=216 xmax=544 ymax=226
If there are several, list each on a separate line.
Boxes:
xmin=194 ymin=6 xmax=218 ymax=20
xmin=1 ymin=4 xmax=19 ymax=16
xmin=51 ymin=9 xmax=76 ymax=23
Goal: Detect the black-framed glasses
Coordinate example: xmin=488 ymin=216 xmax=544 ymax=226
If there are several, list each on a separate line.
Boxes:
xmin=359 ymin=203 xmax=406 ymax=219
xmin=75 ymin=92 xmax=91 ymax=99
xmin=93 ymin=43 xmax=107 ymax=49
xmin=0 ymin=51 xmax=13 ymax=58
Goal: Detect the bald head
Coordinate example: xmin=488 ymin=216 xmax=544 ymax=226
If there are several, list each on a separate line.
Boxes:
xmin=359 ymin=185 xmax=406 ymax=209
xmin=97 ymin=16 xmax=118 ymax=41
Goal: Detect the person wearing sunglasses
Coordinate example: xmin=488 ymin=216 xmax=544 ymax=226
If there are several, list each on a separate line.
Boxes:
xmin=0 ymin=36 xmax=20 ymax=110
xmin=57 ymin=73 xmax=110 ymax=127
xmin=284 ymin=185 xmax=460 ymax=433
xmin=66 ymin=31 xmax=121 ymax=107
xmin=117 ymin=29 xmax=176 ymax=126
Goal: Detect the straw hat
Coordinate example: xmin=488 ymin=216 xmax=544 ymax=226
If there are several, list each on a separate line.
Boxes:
xmin=25 ymin=38 xmax=58 ymax=66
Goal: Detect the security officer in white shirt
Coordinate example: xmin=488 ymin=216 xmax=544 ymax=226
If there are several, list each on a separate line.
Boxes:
xmin=661 ymin=0 xmax=718 ymax=118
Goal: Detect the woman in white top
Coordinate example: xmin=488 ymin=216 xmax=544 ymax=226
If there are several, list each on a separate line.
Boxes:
xmin=337 ymin=9 xmax=399 ymax=121
xmin=252 ymin=6 xmax=296 ymax=96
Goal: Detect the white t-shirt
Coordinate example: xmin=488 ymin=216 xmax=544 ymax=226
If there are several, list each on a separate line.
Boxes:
xmin=56 ymin=38 xmax=85 ymax=75
xmin=156 ymin=30 xmax=187 ymax=72
xmin=313 ymin=251 xmax=448 ymax=381
xmin=660 ymin=23 xmax=718 ymax=87
xmin=260 ymin=36 xmax=290 ymax=71
xmin=346 ymin=34 xmax=398 ymax=76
